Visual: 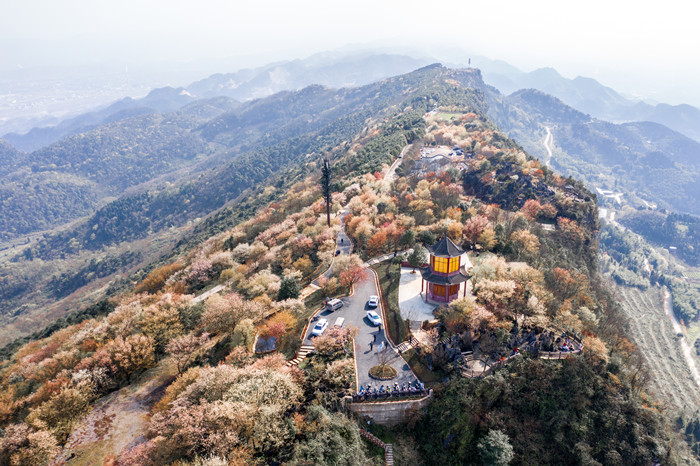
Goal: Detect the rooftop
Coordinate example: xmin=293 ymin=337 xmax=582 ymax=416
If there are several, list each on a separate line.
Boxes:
xmin=428 ymin=236 xmax=465 ymax=258
xmin=420 ymin=266 xmax=470 ymax=285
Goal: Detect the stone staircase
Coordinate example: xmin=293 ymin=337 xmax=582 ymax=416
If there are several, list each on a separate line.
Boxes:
xmin=285 ymin=344 xmax=315 ymax=367
xmin=385 ymin=444 xmax=394 ymax=465
xmin=359 ymin=428 xmax=394 ymax=465
xmin=396 ymin=339 xmax=417 ymax=353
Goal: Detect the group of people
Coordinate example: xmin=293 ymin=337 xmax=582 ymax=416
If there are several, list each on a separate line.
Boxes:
xmin=519 ymin=330 xmax=583 ymax=354
xmin=555 ymin=332 xmax=582 ymax=353
xmin=558 ymin=340 xmax=583 ymax=353
xmin=354 ymin=381 xmax=426 ymax=401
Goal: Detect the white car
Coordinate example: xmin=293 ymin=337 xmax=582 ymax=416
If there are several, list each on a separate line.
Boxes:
xmin=311 ymin=318 xmax=329 ymax=336
xmin=366 ymin=311 xmax=382 ymax=326
xmin=367 ymin=295 xmax=379 ymax=308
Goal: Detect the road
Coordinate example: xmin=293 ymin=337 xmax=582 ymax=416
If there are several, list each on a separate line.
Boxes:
xmin=385 ymin=145 xmax=409 ymax=183
xmin=543 ymin=126 xmax=553 ymax=165
xmin=304 ymin=149 xmax=417 ymax=389
xmin=311 ymin=211 xmax=352 ymax=288
xmin=663 ymin=288 xmax=700 ymax=388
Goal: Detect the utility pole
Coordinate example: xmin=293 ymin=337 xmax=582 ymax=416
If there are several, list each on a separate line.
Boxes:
xmin=322 ymin=157 xmax=332 ymax=227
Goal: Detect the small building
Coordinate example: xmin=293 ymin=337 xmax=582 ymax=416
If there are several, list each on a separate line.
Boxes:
xmin=420 ymin=236 xmax=472 ymax=303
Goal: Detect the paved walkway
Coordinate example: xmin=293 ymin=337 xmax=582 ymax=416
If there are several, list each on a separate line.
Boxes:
xmin=398 ymin=268 xmax=437 ymax=323
xmin=191 ymin=284 xmax=225 ymax=304
xmin=364 ymin=249 xmax=410 ymax=268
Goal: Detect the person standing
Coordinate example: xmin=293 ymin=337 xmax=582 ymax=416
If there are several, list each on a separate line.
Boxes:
xmin=370 ymin=341 xmax=374 ymax=350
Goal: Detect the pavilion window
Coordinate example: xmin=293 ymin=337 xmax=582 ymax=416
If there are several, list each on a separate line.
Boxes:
xmin=449 ymin=285 xmax=459 ymax=295
xmin=433 ymin=284 xmax=446 ymax=296
xmin=448 ymin=257 xmax=460 ymax=273
xmin=434 ymin=257 xmax=449 ymax=273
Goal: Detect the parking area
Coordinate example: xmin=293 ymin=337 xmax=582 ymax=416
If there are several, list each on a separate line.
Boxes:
xmin=304 ymin=273 xmax=418 ymax=389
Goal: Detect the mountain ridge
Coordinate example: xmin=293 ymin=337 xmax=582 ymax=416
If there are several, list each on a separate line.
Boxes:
xmin=0 ymin=62 xmax=686 ymax=464
xmin=483 ymin=65 xmax=700 ymax=142
xmin=487 ymin=87 xmax=700 ymax=217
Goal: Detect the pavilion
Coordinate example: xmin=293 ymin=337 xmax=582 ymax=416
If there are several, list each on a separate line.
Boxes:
xmin=420 ymin=236 xmax=472 ymax=303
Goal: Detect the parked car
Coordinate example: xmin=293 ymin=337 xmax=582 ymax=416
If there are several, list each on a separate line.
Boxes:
xmin=367 ymin=295 xmax=379 ymax=308
xmin=311 ymin=318 xmax=329 ymax=336
xmin=326 ymin=298 xmax=344 ymax=312
xmin=366 ymin=310 xmax=382 ymax=326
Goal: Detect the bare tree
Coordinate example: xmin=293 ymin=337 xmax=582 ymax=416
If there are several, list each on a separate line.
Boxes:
xmin=376 ymin=342 xmax=393 ymax=372
xmin=476 ymin=332 xmax=500 ymax=376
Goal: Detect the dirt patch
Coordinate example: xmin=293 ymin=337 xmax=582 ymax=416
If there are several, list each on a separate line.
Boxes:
xmin=57 ymin=360 xmax=177 ymax=465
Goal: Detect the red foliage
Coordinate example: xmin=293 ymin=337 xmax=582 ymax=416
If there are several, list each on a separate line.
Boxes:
xmin=259 ymin=321 xmax=286 ymax=340
xmin=80 ymin=338 xmax=99 ymax=353
xmin=366 ymin=230 xmax=388 ymax=257
xmin=25 ymin=341 xmax=61 ymax=364
xmin=520 ymin=199 xmax=542 ymax=220
xmin=30 ymin=374 xmax=70 ymax=405
xmin=339 ymin=266 xmax=369 ymax=289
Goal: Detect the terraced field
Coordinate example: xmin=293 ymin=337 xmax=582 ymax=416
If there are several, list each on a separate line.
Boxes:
xmin=616 ymin=285 xmax=700 ymax=413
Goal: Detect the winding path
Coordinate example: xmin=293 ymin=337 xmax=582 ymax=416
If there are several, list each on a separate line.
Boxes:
xmin=385 ymin=144 xmax=410 ymax=183
xmin=542 ymin=126 xmax=553 ymax=165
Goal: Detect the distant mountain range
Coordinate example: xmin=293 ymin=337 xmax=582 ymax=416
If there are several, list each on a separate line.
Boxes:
xmin=482 ymin=65 xmax=700 ymax=142
xmin=2 ymin=50 xmax=700 ymax=242
xmin=4 ymin=52 xmax=431 ymax=152
xmin=3 ymin=87 xmax=200 ymax=152
xmin=187 ymin=51 xmax=430 ymax=100
xmin=6 ymin=50 xmax=700 ymax=154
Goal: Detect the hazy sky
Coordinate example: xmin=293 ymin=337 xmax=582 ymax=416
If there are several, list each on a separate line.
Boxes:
xmin=1 ymin=0 xmax=699 ymax=105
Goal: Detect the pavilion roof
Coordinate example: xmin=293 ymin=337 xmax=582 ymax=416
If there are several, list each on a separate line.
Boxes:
xmin=420 ymin=266 xmax=470 ymax=285
xmin=428 ymin=236 xmax=465 ymax=258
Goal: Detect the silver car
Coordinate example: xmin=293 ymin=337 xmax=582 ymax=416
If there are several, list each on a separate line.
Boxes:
xmin=311 ymin=318 xmax=329 ymax=336
xmin=366 ymin=311 xmax=382 ymax=326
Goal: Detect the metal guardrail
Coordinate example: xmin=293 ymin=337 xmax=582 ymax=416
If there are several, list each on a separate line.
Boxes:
xmin=352 ymin=389 xmax=431 ymax=403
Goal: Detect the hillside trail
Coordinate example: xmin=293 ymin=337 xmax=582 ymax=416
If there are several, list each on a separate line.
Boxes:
xmin=54 ymin=360 xmax=177 ymax=465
